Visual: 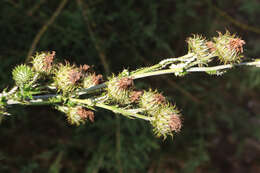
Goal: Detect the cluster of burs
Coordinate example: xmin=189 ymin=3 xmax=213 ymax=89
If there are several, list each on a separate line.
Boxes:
xmin=8 ymin=30 xmax=246 ymax=138
xmin=187 ymin=30 xmax=245 ymax=66
xmin=9 ymin=50 xmax=181 ymax=138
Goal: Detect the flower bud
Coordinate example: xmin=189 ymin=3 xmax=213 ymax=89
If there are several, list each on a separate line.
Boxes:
xmin=151 ymin=106 xmax=182 ymax=139
xmin=107 ymin=75 xmax=134 ymax=105
xmin=12 ymin=64 xmax=35 ymax=88
xmin=186 ymin=35 xmax=213 ymax=65
xmin=56 ymin=106 xmax=94 ymax=126
xmin=54 ymin=62 xmax=82 ymax=93
xmin=31 ymin=51 xmax=55 ymax=74
xmin=139 ymin=90 xmax=166 ymax=115
xmin=213 ymin=31 xmax=245 ymax=64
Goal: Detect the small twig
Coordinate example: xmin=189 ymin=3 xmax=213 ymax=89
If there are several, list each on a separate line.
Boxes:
xmin=26 ymin=0 xmax=68 ymax=62
xmin=213 ymin=6 xmax=260 ymax=34
xmin=76 ymin=0 xmax=110 ymax=75
xmin=70 ymin=98 xmax=152 ymax=121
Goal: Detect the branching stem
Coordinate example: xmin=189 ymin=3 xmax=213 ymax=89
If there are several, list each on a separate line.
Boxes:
xmin=70 ymin=98 xmax=152 ymax=121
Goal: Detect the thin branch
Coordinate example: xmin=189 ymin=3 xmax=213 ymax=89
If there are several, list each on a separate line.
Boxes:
xmin=187 ymin=60 xmax=260 ymax=72
xmin=26 ymin=0 xmax=68 ymax=62
xmin=213 ymin=6 xmax=260 ymax=34
xmin=7 ymin=59 xmax=259 ymax=103
xmin=162 ymin=76 xmax=201 ymax=104
xmin=70 ymin=98 xmax=152 ymax=121
xmin=76 ymin=0 xmax=110 ymax=75
xmin=132 ymin=60 xmax=260 ymax=79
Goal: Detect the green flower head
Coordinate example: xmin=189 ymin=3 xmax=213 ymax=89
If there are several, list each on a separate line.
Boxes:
xmin=107 ymin=73 xmax=134 ymax=105
xmin=54 ymin=62 xmax=82 ymax=93
xmin=12 ymin=64 xmax=36 ymax=88
xmin=151 ymin=106 xmax=182 ymax=139
xmin=31 ymin=51 xmax=55 ymax=74
xmin=187 ymin=35 xmax=213 ymax=65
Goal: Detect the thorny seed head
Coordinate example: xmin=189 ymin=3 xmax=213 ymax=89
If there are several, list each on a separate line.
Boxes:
xmin=213 ymin=31 xmax=245 ymax=64
xmin=186 ymin=35 xmax=214 ymax=65
xmin=77 ymin=107 xmax=95 ymax=122
xmin=54 ymin=62 xmax=82 ymax=93
xmin=107 ymin=73 xmax=133 ymax=105
xmin=66 ymin=106 xmax=93 ymax=126
xmin=31 ymin=51 xmax=55 ymax=74
xmin=151 ymin=106 xmax=181 ymax=139
xmin=139 ymin=90 xmax=167 ymax=115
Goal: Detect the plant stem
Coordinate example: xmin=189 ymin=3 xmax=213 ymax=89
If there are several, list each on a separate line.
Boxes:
xmin=132 ymin=60 xmax=260 ymax=79
xmin=2 ymin=59 xmax=260 ymax=106
xmin=70 ymin=98 xmax=152 ymax=121
xmin=187 ymin=60 xmax=260 ymax=72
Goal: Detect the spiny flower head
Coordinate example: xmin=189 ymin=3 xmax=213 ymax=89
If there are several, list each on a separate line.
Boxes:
xmin=213 ymin=31 xmax=245 ymax=64
xmin=151 ymin=106 xmax=182 ymax=139
xmin=12 ymin=64 xmax=36 ymax=88
xmin=139 ymin=90 xmax=167 ymax=115
xmin=31 ymin=51 xmax=55 ymax=74
xmin=186 ymin=35 xmax=213 ymax=65
xmin=107 ymin=72 xmax=134 ymax=105
xmin=66 ymin=106 xmax=94 ymax=126
xmin=54 ymin=62 xmax=82 ymax=93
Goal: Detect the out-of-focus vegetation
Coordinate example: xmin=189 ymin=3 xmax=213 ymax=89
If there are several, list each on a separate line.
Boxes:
xmin=0 ymin=0 xmax=260 ymax=172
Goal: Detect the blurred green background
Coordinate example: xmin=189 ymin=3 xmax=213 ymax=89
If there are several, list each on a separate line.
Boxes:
xmin=0 ymin=0 xmax=260 ymax=172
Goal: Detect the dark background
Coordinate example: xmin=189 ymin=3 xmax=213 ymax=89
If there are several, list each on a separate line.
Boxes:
xmin=0 ymin=0 xmax=260 ymax=172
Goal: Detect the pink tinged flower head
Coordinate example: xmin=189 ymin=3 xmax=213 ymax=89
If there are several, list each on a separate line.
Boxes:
xmin=169 ymin=114 xmax=182 ymax=132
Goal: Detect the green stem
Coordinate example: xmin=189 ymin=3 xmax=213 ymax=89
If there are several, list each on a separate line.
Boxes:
xmin=2 ymin=58 xmax=260 ymax=107
xmin=70 ymin=98 xmax=152 ymax=121
xmin=130 ymin=64 xmax=162 ymax=76
xmin=130 ymin=53 xmax=194 ymax=76
xmin=132 ymin=60 xmax=260 ymax=79
xmin=187 ymin=60 xmax=260 ymax=72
